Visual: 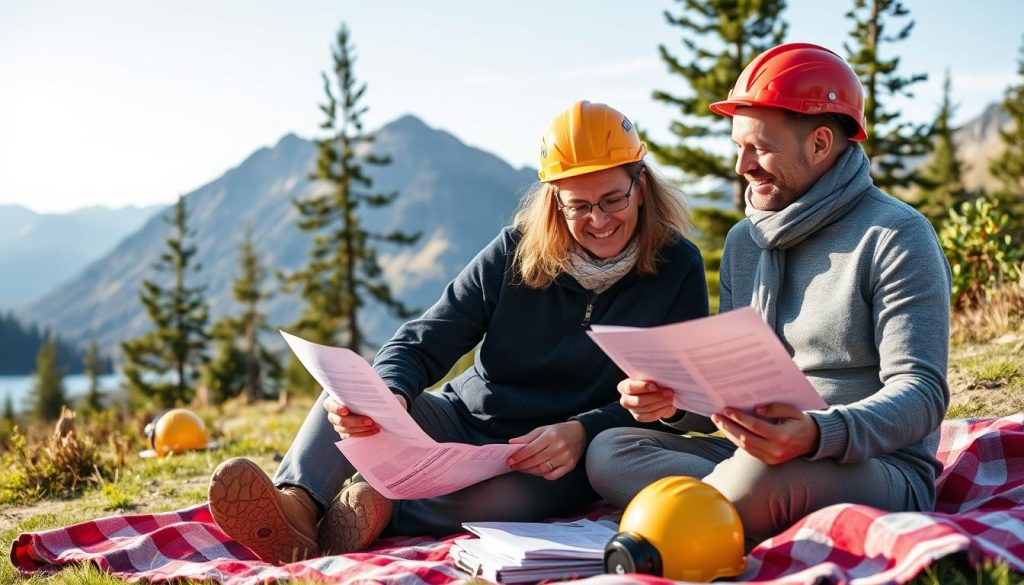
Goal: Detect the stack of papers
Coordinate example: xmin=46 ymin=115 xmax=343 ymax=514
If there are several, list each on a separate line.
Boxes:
xmin=450 ymin=519 xmax=616 ymax=583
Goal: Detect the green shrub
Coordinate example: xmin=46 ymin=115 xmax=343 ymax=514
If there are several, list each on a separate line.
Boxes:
xmin=938 ymin=198 xmax=1021 ymax=310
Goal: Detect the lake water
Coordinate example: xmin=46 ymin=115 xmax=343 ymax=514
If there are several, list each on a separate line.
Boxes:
xmin=0 ymin=373 xmax=123 ymax=414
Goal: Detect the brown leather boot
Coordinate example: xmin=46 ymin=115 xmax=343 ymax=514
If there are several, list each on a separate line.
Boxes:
xmin=209 ymin=457 xmax=319 ymax=564
xmin=318 ymin=481 xmax=393 ymax=555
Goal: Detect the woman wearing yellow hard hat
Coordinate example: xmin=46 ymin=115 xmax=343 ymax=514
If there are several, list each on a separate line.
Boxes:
xmin=207 ymin=100 xmax=710 ymax=564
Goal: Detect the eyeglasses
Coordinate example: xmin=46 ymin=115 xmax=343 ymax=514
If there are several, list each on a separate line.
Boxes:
xmin=557 ymin=175 xmax=638 ymax=220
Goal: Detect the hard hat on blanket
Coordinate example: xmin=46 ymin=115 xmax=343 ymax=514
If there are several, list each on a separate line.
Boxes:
xmin=604 ymin=476 xmax=746 ymax=582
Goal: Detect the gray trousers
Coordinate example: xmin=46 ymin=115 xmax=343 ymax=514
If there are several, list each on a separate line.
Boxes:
xmin=585 ymin=427 xmax=917 ymax=549
xmin=274 ymin=390 xmax=597 ymax=537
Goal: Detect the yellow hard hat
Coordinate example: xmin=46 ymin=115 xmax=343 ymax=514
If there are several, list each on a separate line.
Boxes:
xmin=144 ymin=408 xmax=208 ymax=456
xmin=604 ymin=476 xmax=746 ymax=583
xmin=538 ymin=100 xmax=648 ymax=182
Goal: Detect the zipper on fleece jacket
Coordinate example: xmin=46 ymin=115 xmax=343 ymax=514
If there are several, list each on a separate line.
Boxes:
xmin=581 ymin=292 xmax=599 ymax=327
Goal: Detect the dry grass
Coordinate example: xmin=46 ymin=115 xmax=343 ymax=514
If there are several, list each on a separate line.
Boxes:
xmin=951 ymin=282 xmax=1024 ymax=344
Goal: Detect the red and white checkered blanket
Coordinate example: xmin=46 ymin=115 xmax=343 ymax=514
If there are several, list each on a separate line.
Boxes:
xmin=10 ymin=415 xmax=1024 ymax=584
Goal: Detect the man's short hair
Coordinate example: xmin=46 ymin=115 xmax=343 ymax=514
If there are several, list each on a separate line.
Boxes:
xmin=782 ymin=110 xmax=858 ymax=143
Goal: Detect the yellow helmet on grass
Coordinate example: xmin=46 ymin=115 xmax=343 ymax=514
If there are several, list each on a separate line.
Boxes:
xmin=604 ymin=476 xmax=746 ymax=582
xmin=141 ymin=408 xmax=208 ymax=457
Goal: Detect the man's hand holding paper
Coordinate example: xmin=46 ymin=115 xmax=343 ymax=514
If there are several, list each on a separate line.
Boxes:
xmin=711 ymin=403 xmax=821 ymax=464
xmin=588 ymin=307 xmax=827 ymax=419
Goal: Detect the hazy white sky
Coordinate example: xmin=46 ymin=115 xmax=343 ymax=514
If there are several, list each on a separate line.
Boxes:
xmin=1 ymin=0 xmax=1020 ymax=213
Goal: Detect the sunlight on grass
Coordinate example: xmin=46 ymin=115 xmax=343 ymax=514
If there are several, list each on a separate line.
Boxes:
xmin=964 ymin=358 xmax=1020 ymax=385
xmin=946 ymin=402 xmax=991 ymax=419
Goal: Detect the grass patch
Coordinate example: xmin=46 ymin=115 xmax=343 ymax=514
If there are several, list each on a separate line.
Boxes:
xmin=962 ymin=356 xmax=1020 ymax=386
xmin=946 ymin=402 xmax=992 ymax=419
xmin=910 ymin=555 xmax=1018 ymax=585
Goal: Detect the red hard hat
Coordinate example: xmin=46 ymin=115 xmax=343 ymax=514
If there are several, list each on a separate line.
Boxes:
xmin=710 ymin=43 xmax=868 ymax=141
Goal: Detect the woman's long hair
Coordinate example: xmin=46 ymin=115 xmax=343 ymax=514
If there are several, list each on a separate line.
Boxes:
xmin=511 ymin=161 xmax=691 ymax=289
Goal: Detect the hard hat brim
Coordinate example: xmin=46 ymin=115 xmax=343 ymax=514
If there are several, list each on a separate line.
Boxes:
xmin=708 ymin=99 xmax=750 ymax=117
xmin=709 ymin=99 xmax=868 ymax=141
xmin=540 ymin=160 xmax=641 ymax=183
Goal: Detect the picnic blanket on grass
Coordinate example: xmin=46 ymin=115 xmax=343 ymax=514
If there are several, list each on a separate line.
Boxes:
xmin=10 ymin=415 xmax=1024 ymax=584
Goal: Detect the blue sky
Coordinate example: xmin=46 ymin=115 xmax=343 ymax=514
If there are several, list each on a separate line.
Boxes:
xmin=1 ymin=0 xmax=1020 ymax=213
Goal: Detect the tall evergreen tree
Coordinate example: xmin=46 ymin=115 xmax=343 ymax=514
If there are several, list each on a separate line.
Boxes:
xmin=2 ymin=392 xmax=15 ymax=427
xmin=281 ymin=23 xmax=419 ymax=391
xmin=203 ymin=226 xmax=281 ymax=404
xmin=917 ymin=70 xmax=970 ymax=227
xmin=31 ymin=336 xmax=67 ymax=421
xmin=990 ymin=37 xmax=1024 ymax=231
xmin=844 ymin=0 xmax=930 ymax=192
xmin=121 ymin=196 xmax=210 ymax=407
xmin=82 ymin=341 xmax=104 ymax=412
xmin=648 ymin=0 xmax=787 ymax=210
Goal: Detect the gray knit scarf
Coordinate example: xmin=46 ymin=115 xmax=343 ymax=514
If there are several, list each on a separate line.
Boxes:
xmin=566 ymin=238 xmax=640 ymax=293
xmin=746 ymin=145 xmax=873 ymax=328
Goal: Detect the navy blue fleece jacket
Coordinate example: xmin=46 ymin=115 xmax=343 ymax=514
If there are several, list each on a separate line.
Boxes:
xmin=373 ymin=227 xmax=709 ymax=442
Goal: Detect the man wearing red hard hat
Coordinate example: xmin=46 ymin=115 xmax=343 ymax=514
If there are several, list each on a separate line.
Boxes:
xmin=588 ymin=43 xmax=952 ymax=548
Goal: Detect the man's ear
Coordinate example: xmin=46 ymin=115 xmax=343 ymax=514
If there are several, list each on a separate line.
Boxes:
xmin=806 ymin=125 xmax=835 ymax=166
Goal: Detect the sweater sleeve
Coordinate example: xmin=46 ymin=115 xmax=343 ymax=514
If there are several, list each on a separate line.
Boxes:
xmin=372 ymin=231 xmax=507 ymax=406
xmin=808 ymin=216 xmax=951 ymax=463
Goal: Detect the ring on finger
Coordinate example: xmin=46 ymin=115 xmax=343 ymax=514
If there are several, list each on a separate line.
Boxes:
xmin=547 ymin=461 xmax=556 ymax=472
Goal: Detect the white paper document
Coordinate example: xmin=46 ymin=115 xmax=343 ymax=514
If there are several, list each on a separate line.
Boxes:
xmin=587 ymin=307 xmax=827 ymax=418
xmin=280 ymin=331 xmax=521 ymax=500
xmin=461 ymin=519 xmax=617 ymax=560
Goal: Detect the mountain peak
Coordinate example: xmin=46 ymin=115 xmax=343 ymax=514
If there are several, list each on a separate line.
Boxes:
xmin=275 ymin=132 xmax=306 ymax=148
xmin=381 ymin=114 xmax=429 ymax=133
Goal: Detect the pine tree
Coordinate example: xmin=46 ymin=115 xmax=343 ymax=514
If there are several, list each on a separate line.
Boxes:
xmin=203 ymin=226 xmax=281 ymax=404
xmin=281 ymin=23 xmax=419 ymax=392
xmin=121 ymin=196 xmax=210 ymax=407
xmin=203 ymin=319 xmax=248 ymax=405
xmin=31 ymin=335 xmax=66 ymax=421
xmin=82 ymin=341 xmax=105 ymax=412
xmin=648 ymin=0 xmax=787 ymax=210
xmin=844 ymin=0 xmax=930 ymax=192
xmin=917 ymin=70 xmax=970 ymax=227
xmin=0 ymin=311 xmax=93 ymax=375
xmin=990 ymin=37 xmax=1024 ymax=231
xmin=2 ymin=392 xmax=15 ymax=428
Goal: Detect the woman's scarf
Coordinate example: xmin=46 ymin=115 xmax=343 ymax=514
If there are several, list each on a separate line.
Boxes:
xmin=566 ymin=238 xmax=640 ymax=294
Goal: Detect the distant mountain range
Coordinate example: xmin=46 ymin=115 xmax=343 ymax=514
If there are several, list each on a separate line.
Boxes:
xmin=953 ymin=102 xmax=1012 ymax=194
xmin=19 ymin=115 xmax=537 ymax=355
xmin=10 ymin=103 xmax=1015 ymax=361
xmin=0 ymin=204 xmax=163 ymax=309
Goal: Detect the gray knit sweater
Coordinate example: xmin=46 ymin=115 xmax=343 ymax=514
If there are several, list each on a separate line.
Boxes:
xmin=676 ymin=186 xmax=951 ymax=510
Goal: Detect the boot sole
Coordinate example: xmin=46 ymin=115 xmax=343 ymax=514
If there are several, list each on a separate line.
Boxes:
xmin=318 ymin=483 xmax=392 ymax=555
xmin=208 ymin=457 xmax=319 ymax=564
